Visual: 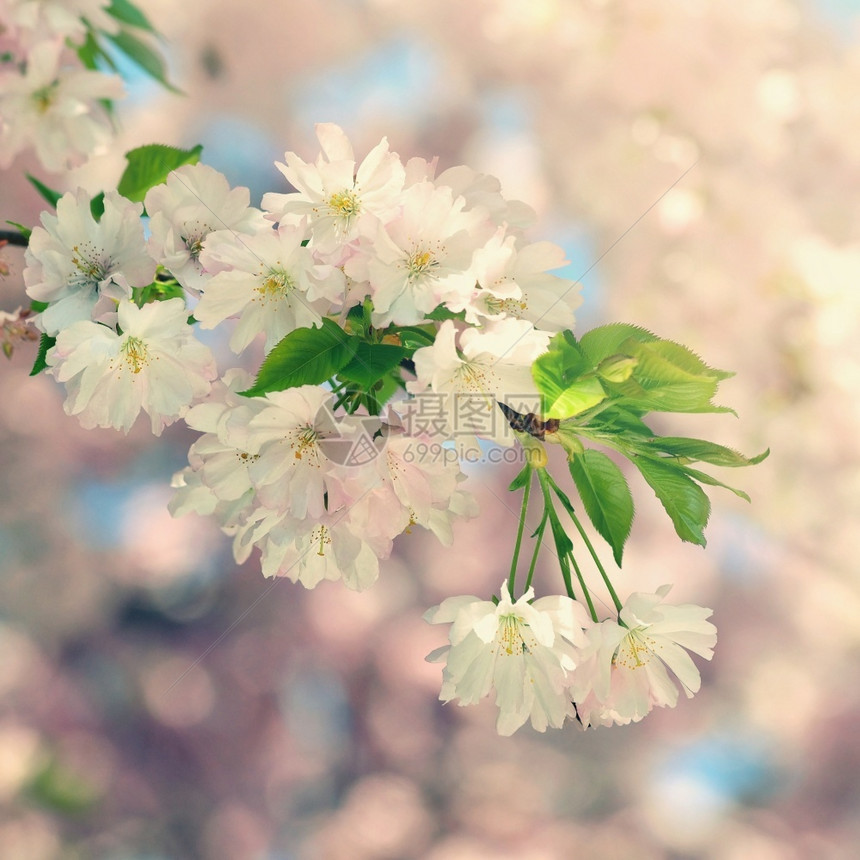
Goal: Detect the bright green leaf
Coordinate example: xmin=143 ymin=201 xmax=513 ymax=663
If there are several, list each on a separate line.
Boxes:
xmin=634 ymin=456 xmax=711 ymax=546
xmin=240 ymin=319 xmax=358 ymax=397
xmin=579 ymin=322 xmax=657 ymax=365
xmin=605 ymin=338 xmax=734 ymax=414
xmin=679 ymin=466 xmax=752 ymax=503
xmin=569 ymin=450 xmax=634 ymax=565
xmin=645 ymin=436 xmax=769 ymax=467
xmin=117 ymin=143 xmax=203 ymax=203
xmin=532 ymin=331 xmax=606 ymax=420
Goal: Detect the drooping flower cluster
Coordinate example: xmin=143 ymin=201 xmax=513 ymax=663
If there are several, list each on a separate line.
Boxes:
xmin=0 ymin=1 xmax=124 ymax=170
xmin=426 ymin=582 xmax=717 ymax=733
xmin=16 ymin=119 xmax=753 ymax=736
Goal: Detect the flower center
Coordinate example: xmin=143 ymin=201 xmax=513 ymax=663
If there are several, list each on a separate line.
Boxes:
xmin=69 ymin=243 xmax=109 ymax=291
xmin=614 ymin=628 xmax=659 ymax=670
xmin=121 ymin=335 xmax=149 ymax=374
xmin=290 ymin=425 xmax=322 ymax=462
xmin=31 ymin=82 xmax=58 ymax=113
xmin=497 ymin=614 xmax=534 ymax=656
xmin=406 ymin=248 xmax=439 ymax=282
xmin=485 ymin=295 xmax=528 ymax=318
xmin=311 ymin=524 xmax=331 ymax=556
xmin=256 ymin=267 xmax=294 ymax=303
xmin=327 ymin=190 xmax=361 ymax=225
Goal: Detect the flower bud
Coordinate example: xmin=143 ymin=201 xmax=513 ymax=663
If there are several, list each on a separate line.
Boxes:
xmin=597 ymin=354 xmax=638 ymax=383
xmin=545 ymin=422 xmax=584 ymax=461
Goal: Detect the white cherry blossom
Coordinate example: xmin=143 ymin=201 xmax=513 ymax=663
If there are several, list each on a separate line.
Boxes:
xmin=263 ymin=122 xmax=405 ymax=255
xmin=46 ymin=297 xmax=217 ymax=435
xmin=425 ymin=581 xmax=591 ymax=736
xmin=195 ymin=224 xmax=344 ymax=353
xmin=569 ymin=586 xmax=717 ymax=728
xmin=24 ymin=188 xmax=155 ymax=335
xmin=144 ymin=163 xmax=268 ymax=294
xmin=346 ymin=181 xmax=490 ymax=327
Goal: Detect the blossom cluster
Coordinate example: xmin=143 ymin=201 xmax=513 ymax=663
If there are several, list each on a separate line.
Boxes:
xmin=426 ymin=582 xmax=717 ymax=734
xmin=19 ymin=121 xmax=732 ymax=734
xmin=0 ymin=0 xmax=125 ymax=170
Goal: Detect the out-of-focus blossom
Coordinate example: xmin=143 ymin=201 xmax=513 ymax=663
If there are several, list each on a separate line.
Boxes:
xmin=144 ymin=163 xmax=269 ymax=294
xmin=46 ymin=297 xmax=217 ymax=434
xmin=570 ymin=586 xmax=717 ymax=728
xmin=0 ymin=0 xmax=117 ymax=46
xmin=0 ymin=39 xmax=123 ymax=170
xmin=23 ymin=188 xmax=155 ymax=335
xmin=0 ymin=305 xmax=39 ymax=357
xmin=425 ymin=581 xmax=590 ymax=735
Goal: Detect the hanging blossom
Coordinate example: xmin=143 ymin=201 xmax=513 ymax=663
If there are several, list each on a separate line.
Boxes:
xmin=23 ymin=188 xmax=155 ymax=335
xmin=0 ymin=39 xmax=123 ymax=170
xmin=569 ymin=585 xmax=718 ymax=728
xmin=425 ymin=581 xmax=591 ymax=736
xmin=195 ymin=222 xmax=345 ymax=353
xmin=144 ymin=163 xmax=269 ymax=294
xmin=45 ymin=297 xmax=217 ymax=434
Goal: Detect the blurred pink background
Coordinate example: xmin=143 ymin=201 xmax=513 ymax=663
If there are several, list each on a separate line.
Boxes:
xmin=2 ymin=1 xmax=860 ymax=857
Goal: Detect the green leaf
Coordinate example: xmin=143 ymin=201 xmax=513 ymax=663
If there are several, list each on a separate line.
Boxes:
xmin=607 ymin=339 xmax=734 ymax=414
xmin=116 ymin=143 xmax=203 ymax=203
xmin=77 ymin=30 xmax=113 ymax=72
xmin=105 ymin=29 xmax=181 ymax=93
xmin=508 ymin=464 xmax=531 ymax=492
xmin=424 ymin=305 xmax=466 ymax=322
xmin=337 ymin=341 xmax=411 ymax=388
xmin=579 ymin=323 xmax=657 ymax=365
xmin=6 ymin=221 xmax=31 ymax=240
xmin=90 ymin=192 xmax=105 ymax=220
xmin=29 ymin=333 xmax=55 ymax=376
xmin=569 ymin=450 xmax=634 ymax=566
xmin=532 ymin=331 xmax=607 ymax=420
xmin=105 ymin=0 xmax=158 ymax=32
xmin=26 ymin=174 xmax=62 ymax=208
xmin=634 ymin=456 xmax=711 ymax=546
xmin=241 ymin=319 xmax=358 ymax=397
xmin=397 ymin=325 xmax=437 ymax=349
xmin=547 ymin=505 xmax=574 ymax=559
xmin=644 ymin=436 xmax=769 ymax=467
xmin=679 ymin=466 xmax=751 ymax=503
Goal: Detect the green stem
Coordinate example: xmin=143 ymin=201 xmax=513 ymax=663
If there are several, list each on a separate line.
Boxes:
xmin=507 ymin=464 xmax=532 ymax=596
xmin=524 ymin=512 xmax=547 ymax=591
xmin=545 ymin=472 xmax=623 ymax=613
xmin=568 ymin=551 xmax=598 ymax=622
xmin=536 ymin=469 xmax=576 ymax=600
